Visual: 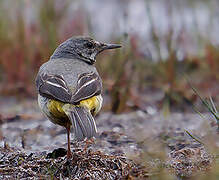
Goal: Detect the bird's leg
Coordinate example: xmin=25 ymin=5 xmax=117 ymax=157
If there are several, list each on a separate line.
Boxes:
xmin=66 ymin=124 xmax=72 ymax=159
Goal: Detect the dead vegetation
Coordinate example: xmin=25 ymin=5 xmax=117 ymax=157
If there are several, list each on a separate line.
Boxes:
xmin=0 ymin=145 xmax=148 ymax=179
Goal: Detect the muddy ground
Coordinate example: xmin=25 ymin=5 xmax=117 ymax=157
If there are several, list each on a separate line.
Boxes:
xmin=0 ymin=97 xmax=218 ymax=179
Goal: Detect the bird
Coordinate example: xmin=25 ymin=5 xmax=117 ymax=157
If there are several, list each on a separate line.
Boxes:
xmin=36 ymin=36 xmax=121 ymax=158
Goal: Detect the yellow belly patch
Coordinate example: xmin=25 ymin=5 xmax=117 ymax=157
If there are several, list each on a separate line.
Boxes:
xmin=80 ymin=95 xmax=102 ymax=115
xmin=47 ymin=100 xmax=68 ymax=119
xmin=80 ymin=96 xmax=98 ymax=111
xmin=48 ymin=95 xmax=102 ymax=118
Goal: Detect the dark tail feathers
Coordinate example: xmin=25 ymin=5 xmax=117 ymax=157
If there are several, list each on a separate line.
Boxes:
xmin=67 ymin=106 xmax=97 ymax=141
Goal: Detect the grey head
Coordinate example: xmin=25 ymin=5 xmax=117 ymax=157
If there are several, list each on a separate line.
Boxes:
xmin=50 ymin=36 xmax=121 ymax=64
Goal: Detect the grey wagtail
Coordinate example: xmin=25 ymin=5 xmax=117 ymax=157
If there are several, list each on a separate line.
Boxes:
xmin=36 ymin=36 xmax=121 ymax=158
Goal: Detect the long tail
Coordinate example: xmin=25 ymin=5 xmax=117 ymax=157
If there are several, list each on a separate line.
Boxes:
xmin=63 ymin=105 xmax=97 ymax=141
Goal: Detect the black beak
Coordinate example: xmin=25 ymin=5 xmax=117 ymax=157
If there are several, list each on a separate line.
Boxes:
xmin=102 ymin=43 xmax=122 ymax=50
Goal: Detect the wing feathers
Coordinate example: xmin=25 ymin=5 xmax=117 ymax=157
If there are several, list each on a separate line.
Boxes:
xmin=78 ymin=72 xmax=96 ymax=87
xmin=36 ymin=73 xmax=71 ymax=102
xmin=36 ymin=71 xmax=101 ymax=104
xmin=71 ymin=72 xmax=102 ymax=103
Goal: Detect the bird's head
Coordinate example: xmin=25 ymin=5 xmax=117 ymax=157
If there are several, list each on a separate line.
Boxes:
xmin=51 ymin=37 xmax=121 ymax=64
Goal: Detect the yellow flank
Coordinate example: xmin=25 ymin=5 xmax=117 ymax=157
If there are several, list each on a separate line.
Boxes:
xmin=48 ymin=100 xmax=68 ymax=119
xmin=79 ymin=96 xmax=98 ymax=111
xmin=48 ymin=96 xmax=100 ymax=118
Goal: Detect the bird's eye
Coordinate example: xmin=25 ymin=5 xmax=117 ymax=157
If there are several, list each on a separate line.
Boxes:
xmin=85 ymin=42 xmax=94 ymax=48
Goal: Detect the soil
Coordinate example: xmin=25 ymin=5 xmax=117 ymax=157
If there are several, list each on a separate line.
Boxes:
xmin=0 ymin=97 xmax=218 ymax=179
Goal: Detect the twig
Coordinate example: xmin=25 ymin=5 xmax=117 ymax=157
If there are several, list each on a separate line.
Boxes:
xmin=184 ymin=130 xmax=204 ymax=145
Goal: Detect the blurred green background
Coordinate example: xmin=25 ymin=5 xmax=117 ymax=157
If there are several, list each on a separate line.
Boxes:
xmin=0 ymin=0 xmax=218 ymax=113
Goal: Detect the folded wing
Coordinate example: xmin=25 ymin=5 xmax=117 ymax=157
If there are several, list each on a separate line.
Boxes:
xmin=36 ymin=72 xmax=102 ymax=104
